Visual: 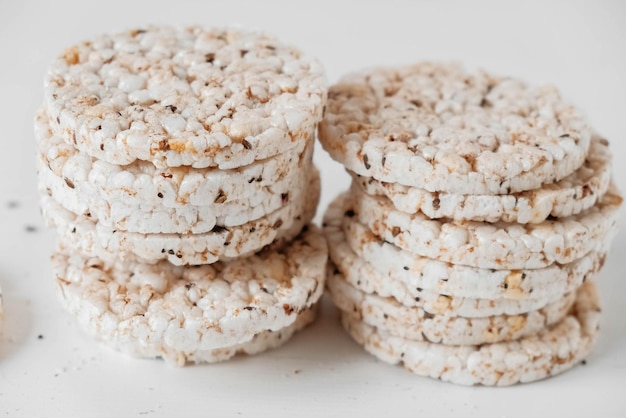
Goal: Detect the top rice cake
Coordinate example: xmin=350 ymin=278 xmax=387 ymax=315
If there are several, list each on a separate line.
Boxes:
xmin=319 ymin=62 xmax=591 ymax=195
xmin=44 ymin=26 xmax=327 ymax=169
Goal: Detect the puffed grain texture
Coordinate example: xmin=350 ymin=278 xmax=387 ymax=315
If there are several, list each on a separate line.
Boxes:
xmin=350 ymin=183 xmax=621 ymax=269
xmin=52 ymin=224 xmax=327 ymax=365
xmin=340 ymin=280 xmax=601 ymax=386
xmin=42 ymin=168 xmax=320 ymax=266
xmin=352 ymin=135 xmax=612 ymax=223
xmin=326 ymin=193 xmax=607 ymax=309
xmin=44 ymin=26 xmax=327 ymax=169
xmin=36 ymin=109 xmax=313 ymax=233
xmin=319 ymin=62 xmax=590 ymax=194
xmin=328 ymin=266 xmax=575 ymax=345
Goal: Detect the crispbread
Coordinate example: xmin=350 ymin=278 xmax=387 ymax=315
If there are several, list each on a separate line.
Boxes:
xmin=189 ymin=305 xmax=318 ymax=364
xmin=352 ymin=135 xmax=612 ymax=224
xmin=36 ymin=109 xmax=313 ymax=233
xmin=341 ymin=280 xmax=601 ymax=386
xmin=52 ymin=224 xmax=327 ymax=365
xmin=328 ymin=266 xmax=575 ymax=345
xmin=36 ymin=149 xmax=312 ymax=234
xmin=319 ymin=62 xmax=590 ymax=195
xmin=349 ymin=183 xmax=621 ymax=269
xmin=44 ymin=26 xmax=327 ymax=169
xmin=42 ymin=168 xmax=320 ymax=266
xmin=325 ymin=193 xmax=606 ymax=309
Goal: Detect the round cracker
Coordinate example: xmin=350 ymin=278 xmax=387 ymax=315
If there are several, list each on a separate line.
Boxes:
xmin=325 ymin=193 xmax=606 ymax=309
xmin=36 ymin=109 xmax=313 ymax=234
xmin=352 ymin=135 xmax=612 ymax=223
xmin=319 ymin=62 xmax=591 ymax=194
xmin=52 ymin=224 xmax=327 ymax=364
xmin=349 ymin=183 xmax=621 ymax=269
xmin=340 ymin=280 xmax=601 ymax=386
xmin=42 ymin=168 xmax=320 ymax=266
xmin=44 ymin=26 xmax=327 ymax=169
xmin=328 ymin=266 xmax=575 ymax=345
xmin=188 ymin=305 xmax=317 ymax=365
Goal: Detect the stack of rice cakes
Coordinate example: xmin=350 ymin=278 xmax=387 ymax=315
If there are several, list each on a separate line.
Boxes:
xmin=319 ymin=62 xmax=622 ymax=385
xmin=36 ymin=26 xmax=328 ymax=365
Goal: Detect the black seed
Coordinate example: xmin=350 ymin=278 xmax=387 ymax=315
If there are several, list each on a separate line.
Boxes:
xmin=241 ymin=139 xmax=252 ymax=150
xmin=166 ymin=105 xmax=177 ymax=112
xmin=64 ymin=177 xmax=75 ymax=189
xmin=249 ymin=227 xmax=256 ymax=233
xmin=168 ymin=249 xmax=175 ymax=255
xmin=243 ymin=306 xmax=255 ymax=311
xmin=403 ymin=266 xmax=409 ymax=271
xmin=205 ymin=53 xmax=215 ymax=63
xmin=344 ymin=209 xmax=356 ymax=218
xmin=363 ymin=154 xmax=371 ymax=170
xmin=157 ymin=192 xmax=163 ymax=198
xmin=223 ymin=242 xmax=230 ymax=246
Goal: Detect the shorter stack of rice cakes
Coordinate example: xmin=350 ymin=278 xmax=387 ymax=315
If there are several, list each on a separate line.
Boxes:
xmin=319 ymin=62 xmax=621 ymax=385
xmin=36 ymin=26 xmax=329 ymax=365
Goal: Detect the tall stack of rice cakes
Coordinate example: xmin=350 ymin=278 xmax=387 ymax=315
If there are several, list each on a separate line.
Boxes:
xmin=36 ymin=26 xmax=328 ymax=366
xmin=320 ymin=62 xmax=622 ymax=386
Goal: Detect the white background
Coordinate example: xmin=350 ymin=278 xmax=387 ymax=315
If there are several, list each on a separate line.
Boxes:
xmin=1 ymin=0 xmax=625 ymax=416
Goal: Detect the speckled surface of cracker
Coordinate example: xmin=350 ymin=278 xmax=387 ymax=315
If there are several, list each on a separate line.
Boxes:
xmin=44 ymin=26 xmax=327 ymax=169
xmin=353 ymin=135 xmax=612 ymax=223
xmin=349 ymin=183 xmax=621 ymax=269
xmin=325 ymin=193 xmax=607 ymax=308
xmin=42 ymin=168 xmax=320 ymax=266
xmin=52 ymin=224 xmax=327 ymax=365
xmin=341 ymin=280 xmax=601 ymax=386
xmin=328 ymin=266 xmax=575 ymax=345
xmin=36 ymin=109 xmax=313 ymax=233
xmin=319 ymin=62 xmax=591 ymax=194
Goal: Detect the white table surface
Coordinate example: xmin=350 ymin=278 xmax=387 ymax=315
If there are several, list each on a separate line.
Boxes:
xmin=1 ymin=1 xmax=625 ymax=416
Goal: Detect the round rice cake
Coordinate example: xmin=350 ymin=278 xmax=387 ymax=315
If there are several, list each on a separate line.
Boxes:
xmin=340 ymin=280 xmax=601 ymax=386
xmin=326 ymin=193 xmax=607 ymax=308
xmin=319 ymin=62 xmax=591 ymax=195
xmin=328 ymin=267 xmax=576 ymax=345
xmin=188 ymin=304 xmax=318 ymax=365
xmin=36 ymin=148 xmax=313 ymax=234
xmin=36 ymin=109 xmax=313 ymax=234
xmin=52 ymin=224 xmax=327 ymax=365
xmin=349 ymin=183 xmax=621 ymax=269
xmin=44 ymin=26 xmax=327 ymax=169
xmin=352 ymin=135 xmax=612 ymax=224
xmin=41 ymin=168 xmax=320 ymax=266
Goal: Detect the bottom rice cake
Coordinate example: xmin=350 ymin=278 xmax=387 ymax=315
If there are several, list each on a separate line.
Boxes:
xmin=341 ymin=280 xmax=601 ymax=386
xmin=52 ymin=225 xmax=327 ymax=366
xmin=42 ymin=168 xmax=320 ymax=266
